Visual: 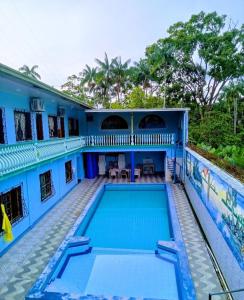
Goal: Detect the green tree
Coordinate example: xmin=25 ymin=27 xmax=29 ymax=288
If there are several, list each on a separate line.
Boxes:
xmin=126 ymin=87 xmax=146 ymax=108
xmin=95 ymin=52 xmax=114 ymax=107
xmin=19 ymin=65 xmax=41 ymax=80
xmin=146 ymin=11 xmax=244 ymax=117
xmin=111 ymin=56 xmax=131 ymax=103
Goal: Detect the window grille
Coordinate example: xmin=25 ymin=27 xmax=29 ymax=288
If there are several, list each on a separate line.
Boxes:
xmin=0 ymin=186 xmax=23 ymax=233
xmin=40 ymin=171 xmax=53 ymax=201
xmin=48 ymin=116 xmax=58 ymax=138
xmin=65 ymin=160 xmax=73 ymax=183
xmin=14 ymin=110 xmax=32 ymax=141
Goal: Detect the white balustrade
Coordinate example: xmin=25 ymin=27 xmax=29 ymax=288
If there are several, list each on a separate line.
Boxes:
xmin=84 ymin=133 xmax=175 ymax=147
xmin=133 ymin=133 xmax=175 ymax=146
xmin=85 ymin=134 xmax=131 ymax=147
xmin=0 ymin=134 xmax=175 ymax=178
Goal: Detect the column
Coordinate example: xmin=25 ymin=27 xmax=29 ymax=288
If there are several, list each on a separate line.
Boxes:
xmin=86 ymin=153 xmax=96 ymax=179
xmin=130 ymin=151 xmax=135 ymax=182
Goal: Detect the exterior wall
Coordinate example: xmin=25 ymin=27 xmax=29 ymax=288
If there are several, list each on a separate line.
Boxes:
xmin=85 ymin=111 xmax=183 ymax=143
xmin=184 ymin=148 xmax=244 ymax=298
xmin=0 ymin=152 xmax=83 ymax=255
xmin=0 ymin=89 xmax=86 ymax=145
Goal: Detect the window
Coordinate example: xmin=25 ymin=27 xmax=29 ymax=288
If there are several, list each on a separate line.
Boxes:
xmin=36 ymin=113 xmax=44 ymax=140
xmin=0 ymin=108 xmax=4 ymax=144
xmin=14 ymin=111 xmax=32 ymax=141
xmin=101 ymin=115 xmax=128 ymax=130
xmin=58 ymin=117 xmax=65 ymax=138
xmin=40 ymin=171 xmax=52 ymax=201
xmin=68 ymin=118 xmax=79 ymax=136
xmin=65 ymin=160 xmax=73 ymax=183
xmin=139 ymin=114 xmax=165 ymax=129
xmin=48 ymin=116 xmax=58 ymax=138
xmin=0 ymin=186 xmax=23 ymax=232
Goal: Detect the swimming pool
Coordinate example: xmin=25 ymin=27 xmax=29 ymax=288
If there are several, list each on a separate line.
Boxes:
xmin=26 ymin=184 xmax=196 ymax=300
xmin=77 ymin=185 xmax=172 ymax=249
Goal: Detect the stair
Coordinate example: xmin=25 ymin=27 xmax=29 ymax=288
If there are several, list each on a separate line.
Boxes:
xmin=166 ymin=157 xmax=174 ymax=182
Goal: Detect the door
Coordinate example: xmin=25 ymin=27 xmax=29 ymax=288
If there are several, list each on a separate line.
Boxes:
xmin=36 ymin=113 xmax=43 ymax=140
xmin=60 ymin=117 xmax=65 ymax=138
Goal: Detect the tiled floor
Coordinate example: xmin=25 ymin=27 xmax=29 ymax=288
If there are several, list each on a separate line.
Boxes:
xmin=0 ymin=176 xmax=224 ymax=300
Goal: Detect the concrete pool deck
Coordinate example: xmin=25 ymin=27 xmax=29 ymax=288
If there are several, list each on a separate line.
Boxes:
xmin=0 ymin=176 xmax=223 ymax=300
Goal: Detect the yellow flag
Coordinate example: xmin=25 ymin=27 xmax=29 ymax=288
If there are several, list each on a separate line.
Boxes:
xmin=1 ymin=204 xmax=13 ymax=242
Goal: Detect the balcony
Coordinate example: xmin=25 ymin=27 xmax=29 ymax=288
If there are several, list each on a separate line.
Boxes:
xmin=0 ymin=137 xmax=85 ymax=178
xmin=85 ymin=133 xmax=175 ymax=147
xmin=0 ymin=133 xmax=175 ymax=179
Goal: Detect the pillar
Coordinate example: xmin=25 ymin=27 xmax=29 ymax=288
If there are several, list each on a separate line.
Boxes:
xmin=130 ymin=151 xmax=135 ymax=182
xmin=86 ymin=153 xmax=98 ymax=179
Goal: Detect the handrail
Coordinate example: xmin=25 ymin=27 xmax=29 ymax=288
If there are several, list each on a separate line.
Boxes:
xmin=85 ymin=133 xmax=175 ymax=147
xmin=0 ymin=133 xmax=176 ymax=178
xmin=209 ymin=288 xmax=244 ymax=300
xmin=0 ymin=136 xmax=85 ymax=178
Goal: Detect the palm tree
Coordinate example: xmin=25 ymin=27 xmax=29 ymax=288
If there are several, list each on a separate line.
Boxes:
xmin=132 ymin=59 xmax=151 ymax=95
xmin=111 ymin=56 xmax=131 ymax=102
xmin=80 ymin=65 xmax=98 ymax=95
xmin=95 ymin=53 xmax=114 ymax=107
xmin=19 ymin=65 xmax=41 ymax=80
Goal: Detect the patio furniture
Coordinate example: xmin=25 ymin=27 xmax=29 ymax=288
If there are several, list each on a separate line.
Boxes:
xmin=134 ymin=168 xmax=141 ymax=178
xmin=109 ymin=168 xmax=117 ymax=178
xmin=143 ymin=158 xmax=155 ymax=175
xmin=120 ymin=169 xmax=128 ymax=179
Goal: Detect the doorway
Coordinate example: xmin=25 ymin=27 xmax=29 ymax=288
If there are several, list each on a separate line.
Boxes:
xmin=36 ymin=113 xmax=43 ymax=140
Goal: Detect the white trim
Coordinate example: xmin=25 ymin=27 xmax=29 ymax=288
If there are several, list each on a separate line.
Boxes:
xmin=85 ymin=108 xmax=190 ymax=113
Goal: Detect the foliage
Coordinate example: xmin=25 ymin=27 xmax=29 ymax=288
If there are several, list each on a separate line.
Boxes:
xmin=197 ymin=143 xmax=244 ymax=168
xmin=189 ymin=110 xmax=243 ymax=147
xmin=19 ymin=65 xmax=41 ymax=80
xmin=146 ymin=11 xmax=244 ymax=116
xmin=60 ymin=11 xmax=244 ymax=175
xmin=190 ymin=143 xmax=244 ymax=182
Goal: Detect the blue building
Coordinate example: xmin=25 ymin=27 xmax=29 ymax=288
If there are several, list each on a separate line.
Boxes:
xmin=1 ymin=63 xmax=243 ymax=299
xmin=0 ymin=63 xmax=188 ymax=255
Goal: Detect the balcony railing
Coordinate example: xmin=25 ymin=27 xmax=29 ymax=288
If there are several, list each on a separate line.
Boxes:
xmin=85 ymin=133 xmax=175 ymax=147
xmin=0 ymin=137 xmax=85 ymax=178
xmin=0 ymin=133 xmax=175 ymax=179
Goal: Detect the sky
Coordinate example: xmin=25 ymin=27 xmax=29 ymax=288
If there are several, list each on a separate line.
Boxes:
xmin=0 ymin=0 xmax=243 ymax=88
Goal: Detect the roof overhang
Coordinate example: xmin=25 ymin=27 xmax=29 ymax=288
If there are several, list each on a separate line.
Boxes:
xmin=85 ymin=108 xmax=190 ymax=113
xmin=0 ymin=63 xmax=92 ymax=109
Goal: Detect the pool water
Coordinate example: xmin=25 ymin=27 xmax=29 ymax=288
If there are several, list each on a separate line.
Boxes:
xmin=43 ymin=185 xmax=185 ymax=300
xmin=84 ymin=188 xmax=171 ymax=250
xmin=47 ymin=249 xmax=179 ymax=299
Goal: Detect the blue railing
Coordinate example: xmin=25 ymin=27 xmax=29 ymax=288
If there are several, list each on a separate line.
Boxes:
xmin=0 ymin=137 xmax=85 ymax=178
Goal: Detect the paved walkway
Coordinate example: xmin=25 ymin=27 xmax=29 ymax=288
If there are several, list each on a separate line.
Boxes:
xmin=0 ymin=176 xmax=224 ymax=300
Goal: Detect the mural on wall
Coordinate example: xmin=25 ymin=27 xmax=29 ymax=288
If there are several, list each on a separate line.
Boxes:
xmin=186 ymin=151 xmax=244 ymax=269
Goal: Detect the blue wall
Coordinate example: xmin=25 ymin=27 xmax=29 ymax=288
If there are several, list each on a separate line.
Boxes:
xmin=0 ymin=88 xmax=86 ymax=144
xmin=184 ymin=148 xmax=244 ymax=298
xmin=85 ymin=111 xmax=184 ymax=143
xmin=0 ymin=152 xmax=84 ymax=255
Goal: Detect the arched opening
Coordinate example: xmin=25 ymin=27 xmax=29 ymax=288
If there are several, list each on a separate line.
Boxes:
xmin=139 ymin=114 xmax=165 ymax=129
xmin=101 ymin=115 xmax=128 ymax=130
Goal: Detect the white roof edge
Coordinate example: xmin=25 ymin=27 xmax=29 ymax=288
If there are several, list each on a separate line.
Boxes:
xmin=85 ymin=108 xmax=190 ymax=113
